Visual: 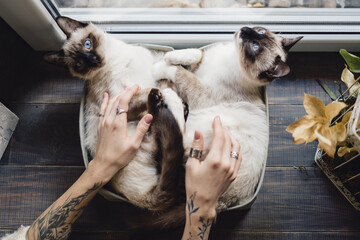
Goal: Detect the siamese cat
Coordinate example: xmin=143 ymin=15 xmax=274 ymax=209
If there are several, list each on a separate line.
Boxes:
xmin=150 ymin=26 xmax=302 ymax=222
xmin=46 ymin=16 xmax=302 ymax=227
xmin=45 ymin=17 xmax=188 ymax=211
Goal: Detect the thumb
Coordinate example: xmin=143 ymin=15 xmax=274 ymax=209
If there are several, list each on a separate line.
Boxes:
xmin=189 ymin=130 xmax=204 ymax=161
xmin=132 ymin=114 xmax=153 ymax=144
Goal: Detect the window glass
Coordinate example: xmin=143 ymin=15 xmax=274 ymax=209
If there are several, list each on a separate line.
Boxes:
xmin=52 ymin=0 xmax=360 ymax=9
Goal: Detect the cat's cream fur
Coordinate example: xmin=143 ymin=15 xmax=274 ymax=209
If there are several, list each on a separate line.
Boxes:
xmin=45 ymin=17 xmax=302 ymax=226
xmin=45 ymin=17 xmax=186 ymax=211
xmin=153 ymin=27 xmax=302 ymax=210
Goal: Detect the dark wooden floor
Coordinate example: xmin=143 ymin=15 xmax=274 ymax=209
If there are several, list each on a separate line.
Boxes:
xmin=0 ymin=18 xmax=359 ymax=240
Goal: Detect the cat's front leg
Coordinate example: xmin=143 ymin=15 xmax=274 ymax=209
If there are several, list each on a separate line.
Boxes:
xmin=164 ymin=49 xmax=203 ymax=69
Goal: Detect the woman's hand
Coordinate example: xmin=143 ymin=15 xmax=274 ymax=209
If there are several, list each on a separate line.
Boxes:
xmin=182 ymin=116 xmax=242 ymax=240
xmin=87 ymin=85 xmax=153 ymax=183
xmin=186 ymin=116 xmax=242 ymax=213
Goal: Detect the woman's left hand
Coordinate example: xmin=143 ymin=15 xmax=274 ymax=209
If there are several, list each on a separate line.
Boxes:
xmin=87 ymin=85 xmax=153 ymax=183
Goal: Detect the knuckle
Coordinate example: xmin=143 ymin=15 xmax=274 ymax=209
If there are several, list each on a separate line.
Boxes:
xmin=104 ymin=120 xmax=111 ymax=128
xmin=130 ymin=141 xmax=140 ymax=150
xmin=230 ymin=174 xmax=237 ymax=182
xmin=222 ymin=163 xmax=231 ymax=172
xmin=211 ymin=159 xmax=221 ymax=168
xmin=113 ymin=121 xmax=120 ymax=129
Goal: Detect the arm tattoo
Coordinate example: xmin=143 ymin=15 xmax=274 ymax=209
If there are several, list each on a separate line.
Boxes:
xmin=26 ymin=182 xmax=102 ymax=240
xmin=197 ymin=216 xmax=212 ymax=240
xmin=187 ymin=191 xmax=199 ymax=226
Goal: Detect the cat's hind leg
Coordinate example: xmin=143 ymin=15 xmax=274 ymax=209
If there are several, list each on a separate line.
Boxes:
xmin=145 ymin=88 xmax=186 ymax=211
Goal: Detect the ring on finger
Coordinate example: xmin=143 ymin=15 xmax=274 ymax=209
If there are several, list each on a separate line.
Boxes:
xmin=116 ymin=108 xmax=127 ymax=115
xmin=189 ymin=148 xmax=202 ymax=160
xmin=230 ymin=151 xmax=239 ymax=160
xmin=98 ymin=113 xmax=105 ymax=117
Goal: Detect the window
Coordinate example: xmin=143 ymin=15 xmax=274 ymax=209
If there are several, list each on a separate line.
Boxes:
xmin=43 ymin=0 xmax=360 ymax=50
xmin=1 ymin=0 xmax=359 ymax=51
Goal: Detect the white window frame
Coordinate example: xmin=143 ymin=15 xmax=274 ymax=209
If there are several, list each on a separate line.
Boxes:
xmin=1 ymin=0 xmax=360 ymax=51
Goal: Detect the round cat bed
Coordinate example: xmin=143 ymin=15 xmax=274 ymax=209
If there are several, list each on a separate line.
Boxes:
xmin=79 ymin=43 xmax=269 ymax=211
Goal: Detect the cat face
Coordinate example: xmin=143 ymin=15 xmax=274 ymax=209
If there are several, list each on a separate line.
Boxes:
xmin=234 ymin=26 xmax=302 ymax=84
xmin=44 ymin=17 xmax=105 ymax=79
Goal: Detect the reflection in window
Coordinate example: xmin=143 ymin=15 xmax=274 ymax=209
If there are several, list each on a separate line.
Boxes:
xmin=53 ymin=0 xmax=360 ymax=8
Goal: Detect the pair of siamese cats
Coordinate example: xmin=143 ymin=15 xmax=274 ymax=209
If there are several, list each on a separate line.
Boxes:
xmin=45 ymin=16 xmax=302 ymax=227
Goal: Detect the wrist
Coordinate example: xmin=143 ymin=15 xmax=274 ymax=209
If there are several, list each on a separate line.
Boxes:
xmin=189 ymin=206 xmax=216 ymax=221
xmin=86 ymin=159 xmax=115 ymax=184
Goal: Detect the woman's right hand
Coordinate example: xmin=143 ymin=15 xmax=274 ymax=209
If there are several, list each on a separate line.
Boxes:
xmin=185 ymin=116 xmax=242 ymax=217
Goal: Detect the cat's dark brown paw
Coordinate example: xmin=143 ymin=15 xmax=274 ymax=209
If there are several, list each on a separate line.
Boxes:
xmin=183 ymin=101 xmax=189 ymax=121
xmin=148 ymin=88 xmax=164 ymax=115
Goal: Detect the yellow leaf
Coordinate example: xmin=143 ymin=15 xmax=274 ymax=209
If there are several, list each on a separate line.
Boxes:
xmin=341 ymin=67 xmax=360 ymax=96
xmin=341 ymin=111 xmax=353 ymax=124
xmin=324 ymin=102 xmax=347 ymax=123
xmin=316 ymin=126 xmax=336 ymax=158
xmin=303 ymin=93 xmax=325 ymax=117
xmin=337 ymin=146 xmax=357 ymax=157
xmin=286 ymin=115 xmax=316 ymax=133
xmin=331 ymin=123 xmax=347 ymax=143
xmin=286 ymin=116 xmax=319 ymax=144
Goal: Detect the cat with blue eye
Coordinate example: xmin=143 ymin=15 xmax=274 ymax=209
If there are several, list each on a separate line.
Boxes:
xmin=152 ymin=25 xmax=303 ymax=216
xmin=45 ymin=18 xmax=303 ymax=228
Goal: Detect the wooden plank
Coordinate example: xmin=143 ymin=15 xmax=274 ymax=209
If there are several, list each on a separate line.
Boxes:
xmin=0 ymin=104 xmax=83 ymax=166
xmin=0 ymin=52 xmax=84 ymax=104
xmin=1 ymin=166 xmax=359 ymax=232
xmin=0 ymin=19 xmax=83 ymax=104
xmin=268 ymin=51 xmax=352 ymax=105
xmin=1 ymin=104 xmax=324 ymax=167
xmin=267 ymin=78 xmax=342 ymax=105
xmin=268 ymin=104 xmax=318 ymax=166
xmin=1 ymin=230 xmax=359 ymax=240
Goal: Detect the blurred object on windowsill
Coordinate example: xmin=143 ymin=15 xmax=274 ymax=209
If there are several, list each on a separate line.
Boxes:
xmin=0 ymin=102 xmax=19 ymax=161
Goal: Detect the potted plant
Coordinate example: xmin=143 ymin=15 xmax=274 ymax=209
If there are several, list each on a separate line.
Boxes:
xmin=286 ymin=50 xmax=360 ymax=210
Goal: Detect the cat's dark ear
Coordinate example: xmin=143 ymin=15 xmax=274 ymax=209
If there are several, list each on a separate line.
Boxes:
xmin=260 ymin=59 xmax=290 ymax=80
xmin=282 ymin=36 xmax=303 ymax=52
xmin=56 ymin=16 xmax=88 ymax=38
xmin=44 ymin=50 xmax=67 ymax=67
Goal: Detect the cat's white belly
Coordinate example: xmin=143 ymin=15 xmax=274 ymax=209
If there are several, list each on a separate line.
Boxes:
xmin=184 ymin=101 xmax=269 ymax=209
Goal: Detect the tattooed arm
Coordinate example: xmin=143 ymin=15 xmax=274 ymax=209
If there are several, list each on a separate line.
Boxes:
xmin=25 ymin=86 xmax=152 ymax=240
xmin=182 ymin=117 xmax=242 ymax=240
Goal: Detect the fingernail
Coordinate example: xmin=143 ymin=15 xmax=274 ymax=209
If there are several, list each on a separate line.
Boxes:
xmin=194 ymin=131 xmax=200 ymax=141
xmin=103 ymin=92 xmax=107 ymax=99
xmin=145 ymin=115 xmax=153 ymax=124
xmin=215 ymin=116 xmax=221 ymax=122
xmin=132 ymin=84 xmax=139 ymax=89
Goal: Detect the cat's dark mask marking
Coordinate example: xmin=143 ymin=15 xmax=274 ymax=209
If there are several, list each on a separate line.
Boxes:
xmin=44 ymin=50 xmax=67 ymax=67
xmin=44 ymin=17 xmax=103 ymax=77
xmin=240 ymin=27 xmax=266 ymax=41
xmin=56 ymin=16 xmax=88 ymax=38
xmin=237 ymin=26 xmax=302 ymax=83
xmin=258 ymin=56 xmax=290 ymax=82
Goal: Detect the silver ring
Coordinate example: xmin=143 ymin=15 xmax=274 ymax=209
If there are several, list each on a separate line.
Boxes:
xmin=116 ymin=108 xmax=127 ymax=115
xmin=230 ymin=151 xmax=239 ymax=160
xmin=189 ymin=148 xmax=202 ymax=160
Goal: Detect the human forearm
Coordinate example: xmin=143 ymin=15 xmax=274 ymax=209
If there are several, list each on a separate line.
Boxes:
xmin=181 ymin=191 xmax=216 ymax=240
xmin=25 ymin=166 xmax=105 ymax=240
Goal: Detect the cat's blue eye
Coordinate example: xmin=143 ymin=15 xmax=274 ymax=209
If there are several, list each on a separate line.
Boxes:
xmin=252 ymin=43 xmax=259 ymax=51
xmin=84 ymin=39 xmax=91 ymax=49
xmin=76 ymin=61 xmax=83 ymax=67
xmin=258 ymin=29 xmax=266 ymax=35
